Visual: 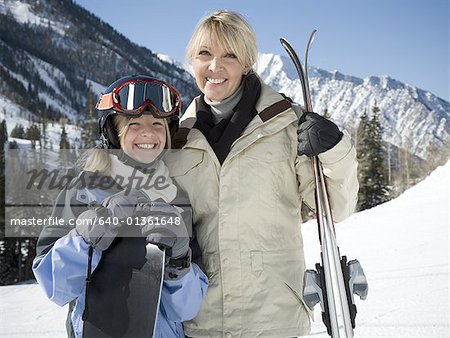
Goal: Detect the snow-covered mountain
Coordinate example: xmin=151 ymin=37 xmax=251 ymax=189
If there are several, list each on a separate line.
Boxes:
xmin=0 ymin=0 xmax=448 ymax=162
xmin=257 ymin=53 xmax=450 ymax=160
xmin=0 ymin=0 xmax=199 ymax=122
xmin=1 ymin=160 xmax=448 ymax=337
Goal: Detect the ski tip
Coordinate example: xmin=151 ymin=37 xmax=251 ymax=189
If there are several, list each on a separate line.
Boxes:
xmin=279 ymin=37 xmax=289 ymax=46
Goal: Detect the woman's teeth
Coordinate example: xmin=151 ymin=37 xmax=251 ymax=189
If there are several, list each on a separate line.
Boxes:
xmin=207 ymin=78 xmax=226 ymax=84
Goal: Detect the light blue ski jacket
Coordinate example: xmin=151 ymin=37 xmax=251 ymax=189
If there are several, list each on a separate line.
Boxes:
xmin=33 ymin=231 xmax=208 ymax=338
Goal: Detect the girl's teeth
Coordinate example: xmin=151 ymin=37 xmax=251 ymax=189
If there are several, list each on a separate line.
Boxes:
xmin=136 ymin=144 xmax=155 ymax=149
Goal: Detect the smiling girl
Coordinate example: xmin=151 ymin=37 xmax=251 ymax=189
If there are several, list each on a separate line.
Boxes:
xmin=33 ymin=75 xmax=208 ymax=338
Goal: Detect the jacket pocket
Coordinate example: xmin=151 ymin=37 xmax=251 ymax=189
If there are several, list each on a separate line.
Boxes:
xmin=263 ymin=249 xmax=312 ymax=318
xmin=243 ymin=249 xmax=311 ymax=328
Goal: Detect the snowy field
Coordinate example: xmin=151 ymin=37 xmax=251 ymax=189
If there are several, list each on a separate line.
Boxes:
xmin=0 ymin=161 xmax=448 ymax=337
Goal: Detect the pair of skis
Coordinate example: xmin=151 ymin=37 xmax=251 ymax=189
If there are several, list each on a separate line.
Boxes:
xmin=280 ymin=32 xmax=368 ymax=337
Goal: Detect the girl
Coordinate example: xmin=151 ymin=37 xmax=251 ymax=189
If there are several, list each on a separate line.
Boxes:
xmin=33 ymin=75 xmax=208 ymax=338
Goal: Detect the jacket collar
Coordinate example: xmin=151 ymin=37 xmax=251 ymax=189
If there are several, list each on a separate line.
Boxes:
xmin=173 ymin=76 xmax=297 ymax=164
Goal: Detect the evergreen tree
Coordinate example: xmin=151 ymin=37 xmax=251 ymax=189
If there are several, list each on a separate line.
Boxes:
xmin=59 ymin=125 xmax=70 ymax=149
xmin=59 ymin=125 xmax=71 ymax=167
xmin=40 ymin=111 xmax=49 ymax=149
xmin=0 ymin=120 xmax=7 ymax=229
xmin=10 ymin=124 xmax=25 ymax=139
xmin=356 ymin=110 xmax=370 ymax=209
xmin=81 ymin=83 xmax=98 ymax=148
xmin=0 ymin=120 xmax=16 ymax=285
xmin=25 ymin=124 xmax=41 ymax=149
xmin=357 ymin=106 xmax=390 ymax=210
xmin=0 ymin=120 xmax=8 ymax=228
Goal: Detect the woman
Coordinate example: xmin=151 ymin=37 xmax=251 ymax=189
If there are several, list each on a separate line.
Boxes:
xmin=166 ymin=10 xmax=358 ymax=337
xmin=33 ymin=75 xmax=208 ymax=338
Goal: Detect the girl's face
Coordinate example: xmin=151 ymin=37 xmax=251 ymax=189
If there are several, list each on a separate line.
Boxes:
xmin=121 ymin=114 xmax=167 ymax=164
xmin=192 ymin=37 xmax=246 ymax=102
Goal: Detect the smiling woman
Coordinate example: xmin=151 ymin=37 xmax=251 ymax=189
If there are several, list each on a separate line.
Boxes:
xmin=191 ymin=42 xmax=245 ymax=102
xmin=168 ymin=9 xmax=359 ymax=338
xmin=185 ymin=10 xmax=256 ymax=103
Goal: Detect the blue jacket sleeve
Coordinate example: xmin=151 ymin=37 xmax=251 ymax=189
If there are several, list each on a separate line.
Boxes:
xmin=32 ymin=229 xmax=102 ymax=306
xmin=160 ymin=263 xmax=208 ymax=322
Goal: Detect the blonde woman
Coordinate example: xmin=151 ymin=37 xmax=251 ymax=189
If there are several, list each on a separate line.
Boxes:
xmin=33 ymin=75 xmax=208 ymax=338
xmin=167 ymin=10 xmax=358 ymax=337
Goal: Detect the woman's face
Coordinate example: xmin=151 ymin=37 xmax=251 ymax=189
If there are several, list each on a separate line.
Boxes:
xmin=192 ymin=37 xmax=246 ymax=102
xmin=121 ymin=114 xmax=167 ymax=164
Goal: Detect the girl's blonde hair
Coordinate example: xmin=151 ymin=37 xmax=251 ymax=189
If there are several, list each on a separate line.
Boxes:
xmin=82 ymin=115 xmax=171 ymax=175
xmin=185 ymin=10 xmax=258 ymax=72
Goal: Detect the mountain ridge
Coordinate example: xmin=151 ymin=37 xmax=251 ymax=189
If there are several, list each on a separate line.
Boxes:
xmin=256 ymin=53 xmax=450 ymax=159
xmin=0 ymin=0 xmax=448 ymax=162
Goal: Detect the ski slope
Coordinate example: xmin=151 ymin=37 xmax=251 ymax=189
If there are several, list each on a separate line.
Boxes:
xmin=0 ymin=161 xmax=449 ymax=337
xmin=304 ymin=161 xmax=450 ymax=337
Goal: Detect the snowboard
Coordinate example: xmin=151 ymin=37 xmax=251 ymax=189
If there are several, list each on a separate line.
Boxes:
xmin=82 ymin=226 xmax=165 ymax=338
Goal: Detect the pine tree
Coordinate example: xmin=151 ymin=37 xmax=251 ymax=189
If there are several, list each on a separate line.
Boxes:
xmin=0 ymin=120 xmax=17 ymax=285
xmin=59 ymin=125 xmax=72 ymax=167
xmin=25 ymin=124 xmax=41 ymax=149
xmin=40 ymin=111 xmax=48 ymax=149
xmin=356 ymin=110 xmax=370 ymax=210
xmin=357 ymin=106 xmax=390 ymax=210
xmin=81 ymin=83 xmax=98 ymax=148
xmin=10 ymin=124 xmax=25 ymax=139
xmin=0 ymin=120 xmax=7 ymax=229
xmin=59 ymin=125 xmax=70 ymax=149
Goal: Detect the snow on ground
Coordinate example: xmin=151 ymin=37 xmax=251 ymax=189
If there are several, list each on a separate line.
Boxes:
xmin=0 ymin=96 xmax=82 ymax=150
xmin=0 ymin=161 xmax=449 ymax=337
xmin=303 ymin=161 xmax=449 ymax=337
xmin=0 ymin=283 xmax=67 ymax=337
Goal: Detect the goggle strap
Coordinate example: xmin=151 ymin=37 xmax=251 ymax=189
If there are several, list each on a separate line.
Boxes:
xmin=96 ymin=93 xmax=114 ymax=110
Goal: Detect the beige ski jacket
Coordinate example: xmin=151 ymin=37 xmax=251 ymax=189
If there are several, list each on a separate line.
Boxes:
xmin=166 ymin=79 xmax=358 ymax=337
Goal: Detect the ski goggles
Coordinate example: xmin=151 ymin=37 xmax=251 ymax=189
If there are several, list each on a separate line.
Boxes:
xmin=96 ymin=76 xmax=181 ymax=118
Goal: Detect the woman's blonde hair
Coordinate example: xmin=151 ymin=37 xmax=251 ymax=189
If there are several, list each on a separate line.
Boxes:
xmin=185 ymin=10 xmax=258 ymax=72
xmin=82 ymin=114 xmax=171 ymax=175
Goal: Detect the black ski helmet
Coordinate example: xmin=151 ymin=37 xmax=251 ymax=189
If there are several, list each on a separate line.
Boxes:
xmin=96 ymin=75 xmax=181 ymax=149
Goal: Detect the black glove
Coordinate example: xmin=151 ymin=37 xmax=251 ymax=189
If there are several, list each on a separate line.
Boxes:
xmin=297 ymin=112 xmax=343 ymax=157
xmin=76 ymin=189 xmax=150 ymax=251
xmin=137 ymin=201 xmax=191 ymax=279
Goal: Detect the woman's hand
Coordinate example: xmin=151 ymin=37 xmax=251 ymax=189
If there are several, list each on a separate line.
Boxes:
xmin=297 ymin=112 xmax=343 ymax=157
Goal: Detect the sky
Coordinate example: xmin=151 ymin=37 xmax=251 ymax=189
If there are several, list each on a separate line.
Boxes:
xmin=1 ymin=159 xmax=448 ymax=336
xmin=72 ymin=0 xmax=449 ymax=101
